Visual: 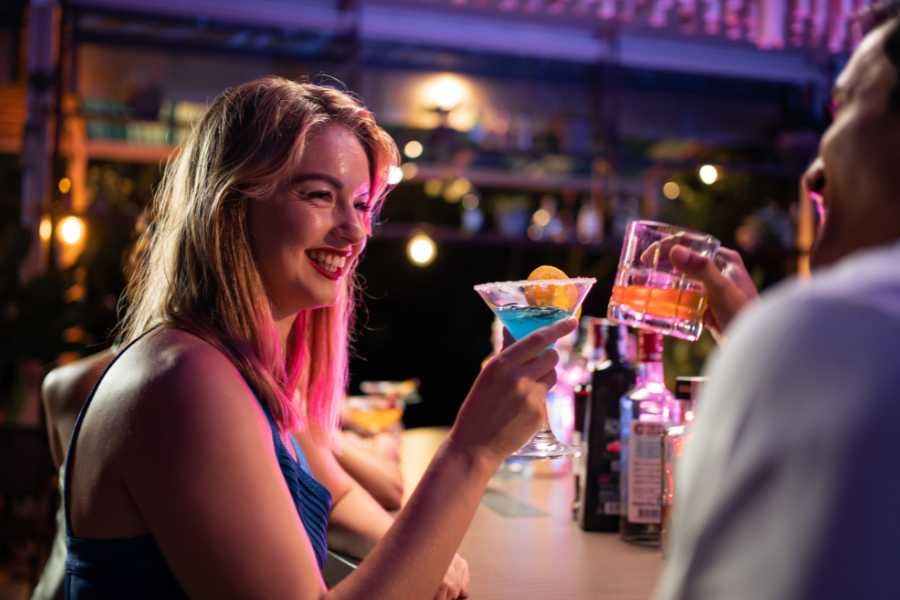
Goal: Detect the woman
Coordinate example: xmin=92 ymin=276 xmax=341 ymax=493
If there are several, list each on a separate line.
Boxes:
xmin=64 ymin=76 xmax=573 ymax=599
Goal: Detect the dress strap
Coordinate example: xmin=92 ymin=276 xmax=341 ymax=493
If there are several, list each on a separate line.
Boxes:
xmin=62 ymin=327 xmax=161 ymax=536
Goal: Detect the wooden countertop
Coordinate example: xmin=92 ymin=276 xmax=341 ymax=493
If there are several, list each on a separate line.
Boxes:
xmin=401 ymin=427 xmax=662 ymax=600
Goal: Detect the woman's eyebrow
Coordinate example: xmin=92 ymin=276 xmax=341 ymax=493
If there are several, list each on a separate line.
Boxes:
xmin=290 ymin=173 xmax=343 ymax=189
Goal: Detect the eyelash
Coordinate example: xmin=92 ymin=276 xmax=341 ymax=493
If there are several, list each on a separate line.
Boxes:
xmin=301 ymin=190 xmax=332 ymax=201
xmin=300 ymin=190 xmax=372 ymax=213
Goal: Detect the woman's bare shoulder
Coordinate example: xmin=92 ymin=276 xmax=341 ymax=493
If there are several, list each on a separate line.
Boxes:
xmin=94 ymin=328 xmax=263 ymax=451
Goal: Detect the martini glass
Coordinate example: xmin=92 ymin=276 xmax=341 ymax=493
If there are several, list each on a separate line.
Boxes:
xmin=474 ymin=277 xmax=596 ymax=459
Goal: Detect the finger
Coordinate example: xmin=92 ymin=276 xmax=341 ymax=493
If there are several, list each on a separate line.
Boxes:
xmin=536 ymin=369 xmax=557 ymax=389
xmin=639 ymin=239 xmax=665 ymax=266
xmin=520 ymin=348 xmax=560 ymax=379
xmin=669 ymin=246 xmax=733 ymax=295
xmin=715 ymin=246 xmax=744 ymax=265
xmin=713 ymin=247 xmax=758 ymax=296
xmin=502 ymin=318 xmax=577 ymax=363
xmin=672 ymin=246 xmax=750 ymax=330
xmin=639 ymin=233 xmax=697 ymax=266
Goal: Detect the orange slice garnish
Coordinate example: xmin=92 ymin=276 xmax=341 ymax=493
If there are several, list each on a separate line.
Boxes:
xmin=525 ymin=265 xmax=578 ymax=313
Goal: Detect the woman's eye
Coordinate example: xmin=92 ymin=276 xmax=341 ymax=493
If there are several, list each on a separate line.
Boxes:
xmin=354 ymin=200 xmax=372 ymax=212
xmin=301 ymin=190 xmax=333 ymax=201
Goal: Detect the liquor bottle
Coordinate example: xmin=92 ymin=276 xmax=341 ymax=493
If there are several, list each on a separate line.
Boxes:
xmin=577 ymin=320 xmax=635 ymax=531
xmin=661 ymin=376 xmax=706 ymax=556
xmin=570 ymin=318 xmax=594 ymax=521
xmin=571 ymin=384 xmax=591 ymax=521
xmin=620 ymin=331 xmax=681 ymax=545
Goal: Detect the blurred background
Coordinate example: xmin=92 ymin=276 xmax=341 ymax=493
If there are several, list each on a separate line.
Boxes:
xmin=0 ymin=0 xmax=858 ymax=591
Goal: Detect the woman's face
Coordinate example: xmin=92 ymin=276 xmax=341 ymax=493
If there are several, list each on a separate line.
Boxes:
xmin=249 ymin=123 xmax=373 ymax=317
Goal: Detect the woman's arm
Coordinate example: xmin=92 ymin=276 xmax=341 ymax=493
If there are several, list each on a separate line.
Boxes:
xmin=120 ymin=320 xmax=573 ymax=599
xmin=333 ymin=431 xmax=403 ymax=510
xmin=329 ymin=319 xmax=574 ymax=599
xmin=297 ymin=424 xmax=470 ymax=599
xmin=293 ymin=428 xmax=395 ymax=554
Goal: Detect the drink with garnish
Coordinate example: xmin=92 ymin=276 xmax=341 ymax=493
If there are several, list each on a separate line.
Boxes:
xmin=343 ymin=396 xmax=404 ymax=435
xmin=342 ymin=380 xmax=418 ymax=435
xmin=608 ymin=220 xmax=720 ymax=341
xmin=475 ymin=266 xmax=595 ymax=460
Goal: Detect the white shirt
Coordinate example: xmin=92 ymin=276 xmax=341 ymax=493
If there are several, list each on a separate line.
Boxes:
xmin=656 ymin=239 xmax=900 ymax=600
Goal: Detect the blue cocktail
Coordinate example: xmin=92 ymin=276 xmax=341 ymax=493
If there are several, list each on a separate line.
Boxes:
xmin=474 ymin=277 xmax=596 ymax=459
xmin=495 ymin=305 xmax=570 ymax=341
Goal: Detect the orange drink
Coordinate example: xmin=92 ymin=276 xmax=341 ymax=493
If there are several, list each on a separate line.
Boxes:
xmin=610 ymin=282 xmax=707 ymax=323
xmin=608 ymin=221 xmax=720 ymax=341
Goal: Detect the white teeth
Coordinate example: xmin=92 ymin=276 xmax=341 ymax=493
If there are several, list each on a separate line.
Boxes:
xmin=309 ymin=250 xmax=348 ymax=273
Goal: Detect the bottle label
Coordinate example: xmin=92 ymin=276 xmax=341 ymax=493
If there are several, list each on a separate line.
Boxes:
xmin=596 ymin=472 xmax=620 ymax=515
xmin=627 ymin=422 xmax=666 ymax=524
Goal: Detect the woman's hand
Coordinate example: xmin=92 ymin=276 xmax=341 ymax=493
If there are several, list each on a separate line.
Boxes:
xmin=434 ymin=553 xmax=469 ymax=600
xmin=449 ymin=318 xmax=577 ymax=462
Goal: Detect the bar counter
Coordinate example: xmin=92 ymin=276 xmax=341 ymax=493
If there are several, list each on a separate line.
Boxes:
xmin=401 ymin=427 xmax=663 ymax=600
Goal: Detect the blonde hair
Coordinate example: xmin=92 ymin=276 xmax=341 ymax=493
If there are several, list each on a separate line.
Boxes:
xmin=119 ymin=77 xmax=399 ymax=433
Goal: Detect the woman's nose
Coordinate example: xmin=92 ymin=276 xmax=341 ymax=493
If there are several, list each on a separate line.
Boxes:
xmin=334 ymin=202 xmax=366 ymax=244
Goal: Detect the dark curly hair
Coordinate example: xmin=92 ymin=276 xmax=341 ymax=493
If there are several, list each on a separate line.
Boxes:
xmin=860 ymin=1 xmax=900 ymax=109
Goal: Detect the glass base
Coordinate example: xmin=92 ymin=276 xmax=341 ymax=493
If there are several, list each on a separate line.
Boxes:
xmin=608 ymin=302 xmax=703 ymax=341
xmin=511 ymin=428 xmax=581 ymax=460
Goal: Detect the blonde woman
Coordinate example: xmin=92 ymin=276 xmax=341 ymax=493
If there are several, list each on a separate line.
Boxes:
xmin=63 ymin=76 xmax=572 ymax=599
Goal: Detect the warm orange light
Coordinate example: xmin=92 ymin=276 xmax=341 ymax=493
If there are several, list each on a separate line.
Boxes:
xmin=662 ymin=181 xmax=680 ymax=199
xmin=39 ymin=216 xmax=52 ymax=241
xmin=401 ymin=163 xmax=419 ymax=180
xmin=404 ymin=140 xmax=424 ymax=159
xmin=407 ymin=233 xmax=437 ymax=267
xmin=57 ymin=216 xmax=86 ymax=245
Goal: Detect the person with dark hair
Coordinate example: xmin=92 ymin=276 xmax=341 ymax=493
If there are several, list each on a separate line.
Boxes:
xmin=31 ymin=349 xmax=115 ymax=600
xmin=656 ymin=2 xmax=900 ymax=598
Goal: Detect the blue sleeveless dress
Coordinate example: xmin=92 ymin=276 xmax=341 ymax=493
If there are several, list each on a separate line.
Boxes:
xmin=63 ymin=331 xmax=332 ymax=599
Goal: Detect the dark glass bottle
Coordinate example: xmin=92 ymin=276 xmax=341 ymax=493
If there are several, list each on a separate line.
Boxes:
xmin=577 ymin=320 xmax=635 ymax=531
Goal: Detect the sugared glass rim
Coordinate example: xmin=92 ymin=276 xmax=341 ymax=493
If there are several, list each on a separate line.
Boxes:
xmin=474 ymin=277 xmax=596 ymax=293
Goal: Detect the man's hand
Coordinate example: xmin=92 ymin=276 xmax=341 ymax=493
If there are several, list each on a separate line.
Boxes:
xmin=670 ymin=245 xmax=758 ymax=339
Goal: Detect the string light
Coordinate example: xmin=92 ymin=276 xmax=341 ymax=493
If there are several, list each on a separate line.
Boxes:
xmin=57 ymin=216 xmax=86 ymax=245
xmin=699 ymin=165 xmax=719 ymax=185
xmin=39 ymin=216 xmax=52 ymax=241
xmin=407 ymin=233 xmax=437 ymax=267
xmin=404 ymin=141 xmax=424 ymax=159
xmin=663 ymin=181 xmax=681 ymax=199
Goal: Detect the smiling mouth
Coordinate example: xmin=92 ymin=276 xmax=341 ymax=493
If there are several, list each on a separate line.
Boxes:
xmin=306 ymin=249 xmax=351 ymax=280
